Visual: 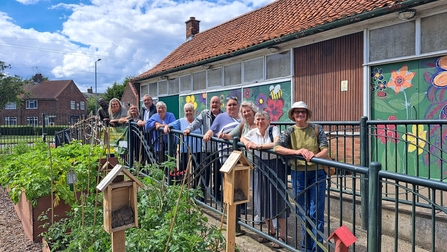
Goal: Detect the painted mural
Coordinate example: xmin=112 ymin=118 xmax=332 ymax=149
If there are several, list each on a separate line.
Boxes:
xmin=370 ymin=55 xmax=447 ymax=180
xmin=179 ymin=93 xmax=207 ymax=118
xmin=179 ymin=81 xmax=291 ymax=122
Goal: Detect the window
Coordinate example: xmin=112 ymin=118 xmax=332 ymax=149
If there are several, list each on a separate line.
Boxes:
xmin=421 ymin=12 xmax=447 ymax=53
xmin=158 ymin=80 xmax=168 ymax=95
xmin=244 ymin=58 xmax=264 ymax=83
xmin=80 ymin=101 xmax=85 ymax=110
xmin=48 ymin=116 xmax=56 ymax=126
xmin=26 ymin=117 xmax=38 ymax=126
xmin=5 ymin=117 xmax=17 ymax=126
xmin=207 ymin=68 xmax=223 ymax=88
xmin=71 ymin=101 xmax=76 ymax=110
xmin=266 ymin=51 xmax=291 ymax=79
xmin=148 ymin=82 xmax=157 ymax=97
xmin=5 ymin=102 xmax=16 ymax=110
xmin=369 ymin=22 xmax=415 ymax=61
xmin=224 ymin=63 xmax=241 ymax=86
xmin=193 ymin=71 xmax=206 ymax=91
xmin=168 ymin=78 xmax=179 ymax=94
xmin=140 ymin=84 xmax=149 ymax=97
xmin=180 ymin=75 xmax=192 ymax=92
xmin=26 ymin=100 xmax=38 ymax=109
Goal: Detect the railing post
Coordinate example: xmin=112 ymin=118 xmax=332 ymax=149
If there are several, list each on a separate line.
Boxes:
xmin=128 ymin=120 xmax=134 ymax=168
xmin=167 ymin=126 xmax=174 ymax=157
xmin=360 ymin=116 xmax=369 ymax=229
xmin=367 ymin=162 xmax=381 ymax=252
xmin=42 ymin=113 xmax=47 ymax=142
xmin=233 ymin=137 xmax=240 ymax=150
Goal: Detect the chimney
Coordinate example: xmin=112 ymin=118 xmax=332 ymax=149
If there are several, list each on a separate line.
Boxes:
xmin=33 ymin=73 xmax=43 ymax=84
xmin=185 ymin=17 xmax=200 ymax=40
xmin=87 ymin=87 xmax=93 ymax=93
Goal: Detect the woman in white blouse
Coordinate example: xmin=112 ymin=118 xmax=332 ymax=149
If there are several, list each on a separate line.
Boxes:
xmin=240 ymin=110 xmax=288 ymax=248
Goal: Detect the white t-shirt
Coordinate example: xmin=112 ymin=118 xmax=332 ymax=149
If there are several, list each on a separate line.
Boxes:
xmin=244 ymin=126 xmax=280 ymax=160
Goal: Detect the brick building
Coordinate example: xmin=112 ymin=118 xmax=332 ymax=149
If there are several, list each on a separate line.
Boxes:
xmin=0 ymin=74 xmax=88 ymax=126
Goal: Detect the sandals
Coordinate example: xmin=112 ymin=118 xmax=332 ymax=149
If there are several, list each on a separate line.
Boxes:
xmin=257 ymin=232 xmax=276 ymax=243
xmin=271 ymin=237 xmax=285 ymax=249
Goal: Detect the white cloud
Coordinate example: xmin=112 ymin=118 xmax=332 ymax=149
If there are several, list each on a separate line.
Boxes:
xmin=15 ymin=0 xmax=40 ymax=5
xmin=1 ymin=0 xmax=273 ymax=93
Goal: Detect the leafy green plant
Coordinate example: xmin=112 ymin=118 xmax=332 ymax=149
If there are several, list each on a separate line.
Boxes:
xmin=41 ymin=160 xmax=226 ymax=251
xmin=0 ymin=141 xmax=104 ymax=206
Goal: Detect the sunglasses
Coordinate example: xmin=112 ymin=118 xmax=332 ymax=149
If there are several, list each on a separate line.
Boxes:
xmin=293 ymin=110 xmax=307 ymax=114
xmin=226 ymin=96 xmax=238 ymax=102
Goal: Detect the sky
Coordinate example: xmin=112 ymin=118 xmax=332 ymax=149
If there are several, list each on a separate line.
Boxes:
xmin=0 ymin=0 xmax=273 ymax=93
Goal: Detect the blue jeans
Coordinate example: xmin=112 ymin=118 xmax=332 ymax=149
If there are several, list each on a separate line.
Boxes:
xmin=291 ymin=169 xmax=326 ymax=252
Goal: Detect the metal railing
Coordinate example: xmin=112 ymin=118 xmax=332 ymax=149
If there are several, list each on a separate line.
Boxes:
xmin=2 ymin=115 xmax=446 ymax=251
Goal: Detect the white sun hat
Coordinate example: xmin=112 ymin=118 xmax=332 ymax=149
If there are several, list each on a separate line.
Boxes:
xmin=288 ymin=101 xmax=312 ymax=121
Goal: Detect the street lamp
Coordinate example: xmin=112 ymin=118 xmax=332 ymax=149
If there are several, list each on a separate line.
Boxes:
xmin=94 ymin=58 xmax=101 ymax=115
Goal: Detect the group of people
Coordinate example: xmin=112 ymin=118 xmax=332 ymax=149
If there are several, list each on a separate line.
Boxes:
xmin=97 ymin=95 xmax=329 ymax=252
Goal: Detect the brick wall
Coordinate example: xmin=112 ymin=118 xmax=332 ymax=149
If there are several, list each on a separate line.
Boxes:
xmin=327 ymin=134 xmax=361 ymax=165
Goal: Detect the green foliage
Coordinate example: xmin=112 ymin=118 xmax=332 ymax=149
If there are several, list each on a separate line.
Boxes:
xmin=0 ymin=141 xmax=104 ymax=206
xmin=103 ymin=77 xmax=133 ymax=102
xmin=0 ymin=74 xmax=29 ymax=112
xmin=87 ymin=96 xmax=102 ymax=115
xmin=41 ymin=160 xmax=226 ymax=251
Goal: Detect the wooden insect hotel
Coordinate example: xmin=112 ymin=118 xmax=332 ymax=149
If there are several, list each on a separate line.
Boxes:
xmin=220 ymin=150 xmax=253 ymax=205
xmin=96 ymin=164 xmax=145 ymax=251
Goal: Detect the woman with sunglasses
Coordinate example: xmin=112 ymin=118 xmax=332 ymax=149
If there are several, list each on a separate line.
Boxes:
xmin=203 ymin=96 xmax=240 ymax=201
xmin=273 ymin=101 xmax=328 ymax=252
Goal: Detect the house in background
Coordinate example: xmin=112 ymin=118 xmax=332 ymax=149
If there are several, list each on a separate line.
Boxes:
xmin=121 ymin=81 xmax=140 ymax=110
xmin=0 ymin=74 xmax=88 ymax=126
xmin=130 ymin=0 xmax=447 ymax=177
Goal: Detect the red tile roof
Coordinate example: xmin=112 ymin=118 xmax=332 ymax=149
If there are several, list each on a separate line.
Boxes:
xmin=25 ymin=80 xmax=73 ymax=99
xmin=134 ymin=0 xmax=424 ymax=81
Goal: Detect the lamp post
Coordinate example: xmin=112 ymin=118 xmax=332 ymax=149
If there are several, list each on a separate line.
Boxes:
xmin=95 ymin=58 xmax=101 ymax=115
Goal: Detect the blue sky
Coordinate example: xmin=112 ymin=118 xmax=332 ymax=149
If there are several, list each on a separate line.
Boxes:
xmin=0 ymin=0 xmax=273 ymax=93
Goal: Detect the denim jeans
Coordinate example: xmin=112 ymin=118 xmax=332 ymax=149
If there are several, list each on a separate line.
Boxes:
xmin=291 ymin=169 xmax=326 ymax=252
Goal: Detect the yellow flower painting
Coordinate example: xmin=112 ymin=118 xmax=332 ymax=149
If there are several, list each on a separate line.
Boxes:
xmin=402 ymin=125 xmax=427 ymax=155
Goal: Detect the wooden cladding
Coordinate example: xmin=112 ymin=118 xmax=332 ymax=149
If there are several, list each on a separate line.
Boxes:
xmin=294 ymin=32 xmax=363 ymax=121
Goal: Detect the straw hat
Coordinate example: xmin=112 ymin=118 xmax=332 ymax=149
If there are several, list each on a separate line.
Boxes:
xmin=288 ymin=101 xmax=312 ymax=121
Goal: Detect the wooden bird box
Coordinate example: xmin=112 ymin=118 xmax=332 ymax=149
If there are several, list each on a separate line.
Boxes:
xmin=96 ymin=164 xmax=145 ymax=234
xmin=219 ymin=150 xmax=253 ymax=205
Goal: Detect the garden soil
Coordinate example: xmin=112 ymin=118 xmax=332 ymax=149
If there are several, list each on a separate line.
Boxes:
xmin=0 ymin=187 xmax=41 ymax=251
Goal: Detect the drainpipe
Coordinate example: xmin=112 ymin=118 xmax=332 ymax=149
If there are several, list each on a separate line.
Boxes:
xmin=134 ymin=0 xmax=435 ymax=82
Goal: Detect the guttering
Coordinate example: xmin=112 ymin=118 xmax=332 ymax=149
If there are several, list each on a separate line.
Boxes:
xmin=134 ymin=0 xmax=436 ymax=82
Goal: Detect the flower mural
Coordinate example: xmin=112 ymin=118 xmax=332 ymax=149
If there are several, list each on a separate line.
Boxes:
xmin=200 ymin=93 xmax=207 ymax=104
xmin=185 ymin=95 xmax=198 ymax=110
xmin=256 ymin=93 xmax=268 ymax=110
xmin=374 ymin=116 xmax=399 ymax=144
xmin=402 ymin=125 xmax=427 ymax=155
xmin=243 ymin=88 xmax=251 ymax=99
xmin=264 ymin=98 xmax=284 ymax=122
xmin=423 ymin=55 xmax=447 ymax=167
xmin=387 ymin=65 xmax=415 ymax=94
xmin=371 ymin=67 xmax=388 ymax=97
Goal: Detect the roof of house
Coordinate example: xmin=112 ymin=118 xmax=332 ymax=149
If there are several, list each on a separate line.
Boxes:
xmin=134 ymin=0 xmax=426 ymax=81
xmin=26 ymin=80 xmax=76 ymax=100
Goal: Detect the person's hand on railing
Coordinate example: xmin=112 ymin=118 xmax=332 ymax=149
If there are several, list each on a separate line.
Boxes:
xmin=203 ymin=130 xmax=213 ymax=142
xmin=183 ymin=128 xmax=190 ymax=136
xmin=298 ymin=148 xmax=315 ymax=162
xmin=164 ymin=125 xmax=171 ymax=134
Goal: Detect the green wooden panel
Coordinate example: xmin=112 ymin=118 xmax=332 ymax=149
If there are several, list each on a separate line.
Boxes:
xmin=159 ymin=95 xmax=179 ymax=119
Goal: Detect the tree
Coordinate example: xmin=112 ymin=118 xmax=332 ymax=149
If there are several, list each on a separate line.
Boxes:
xmin=103 ymin=76 xmax=132 ymax=102
xmin=0 ymin=74 xmax=28 ymax=112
